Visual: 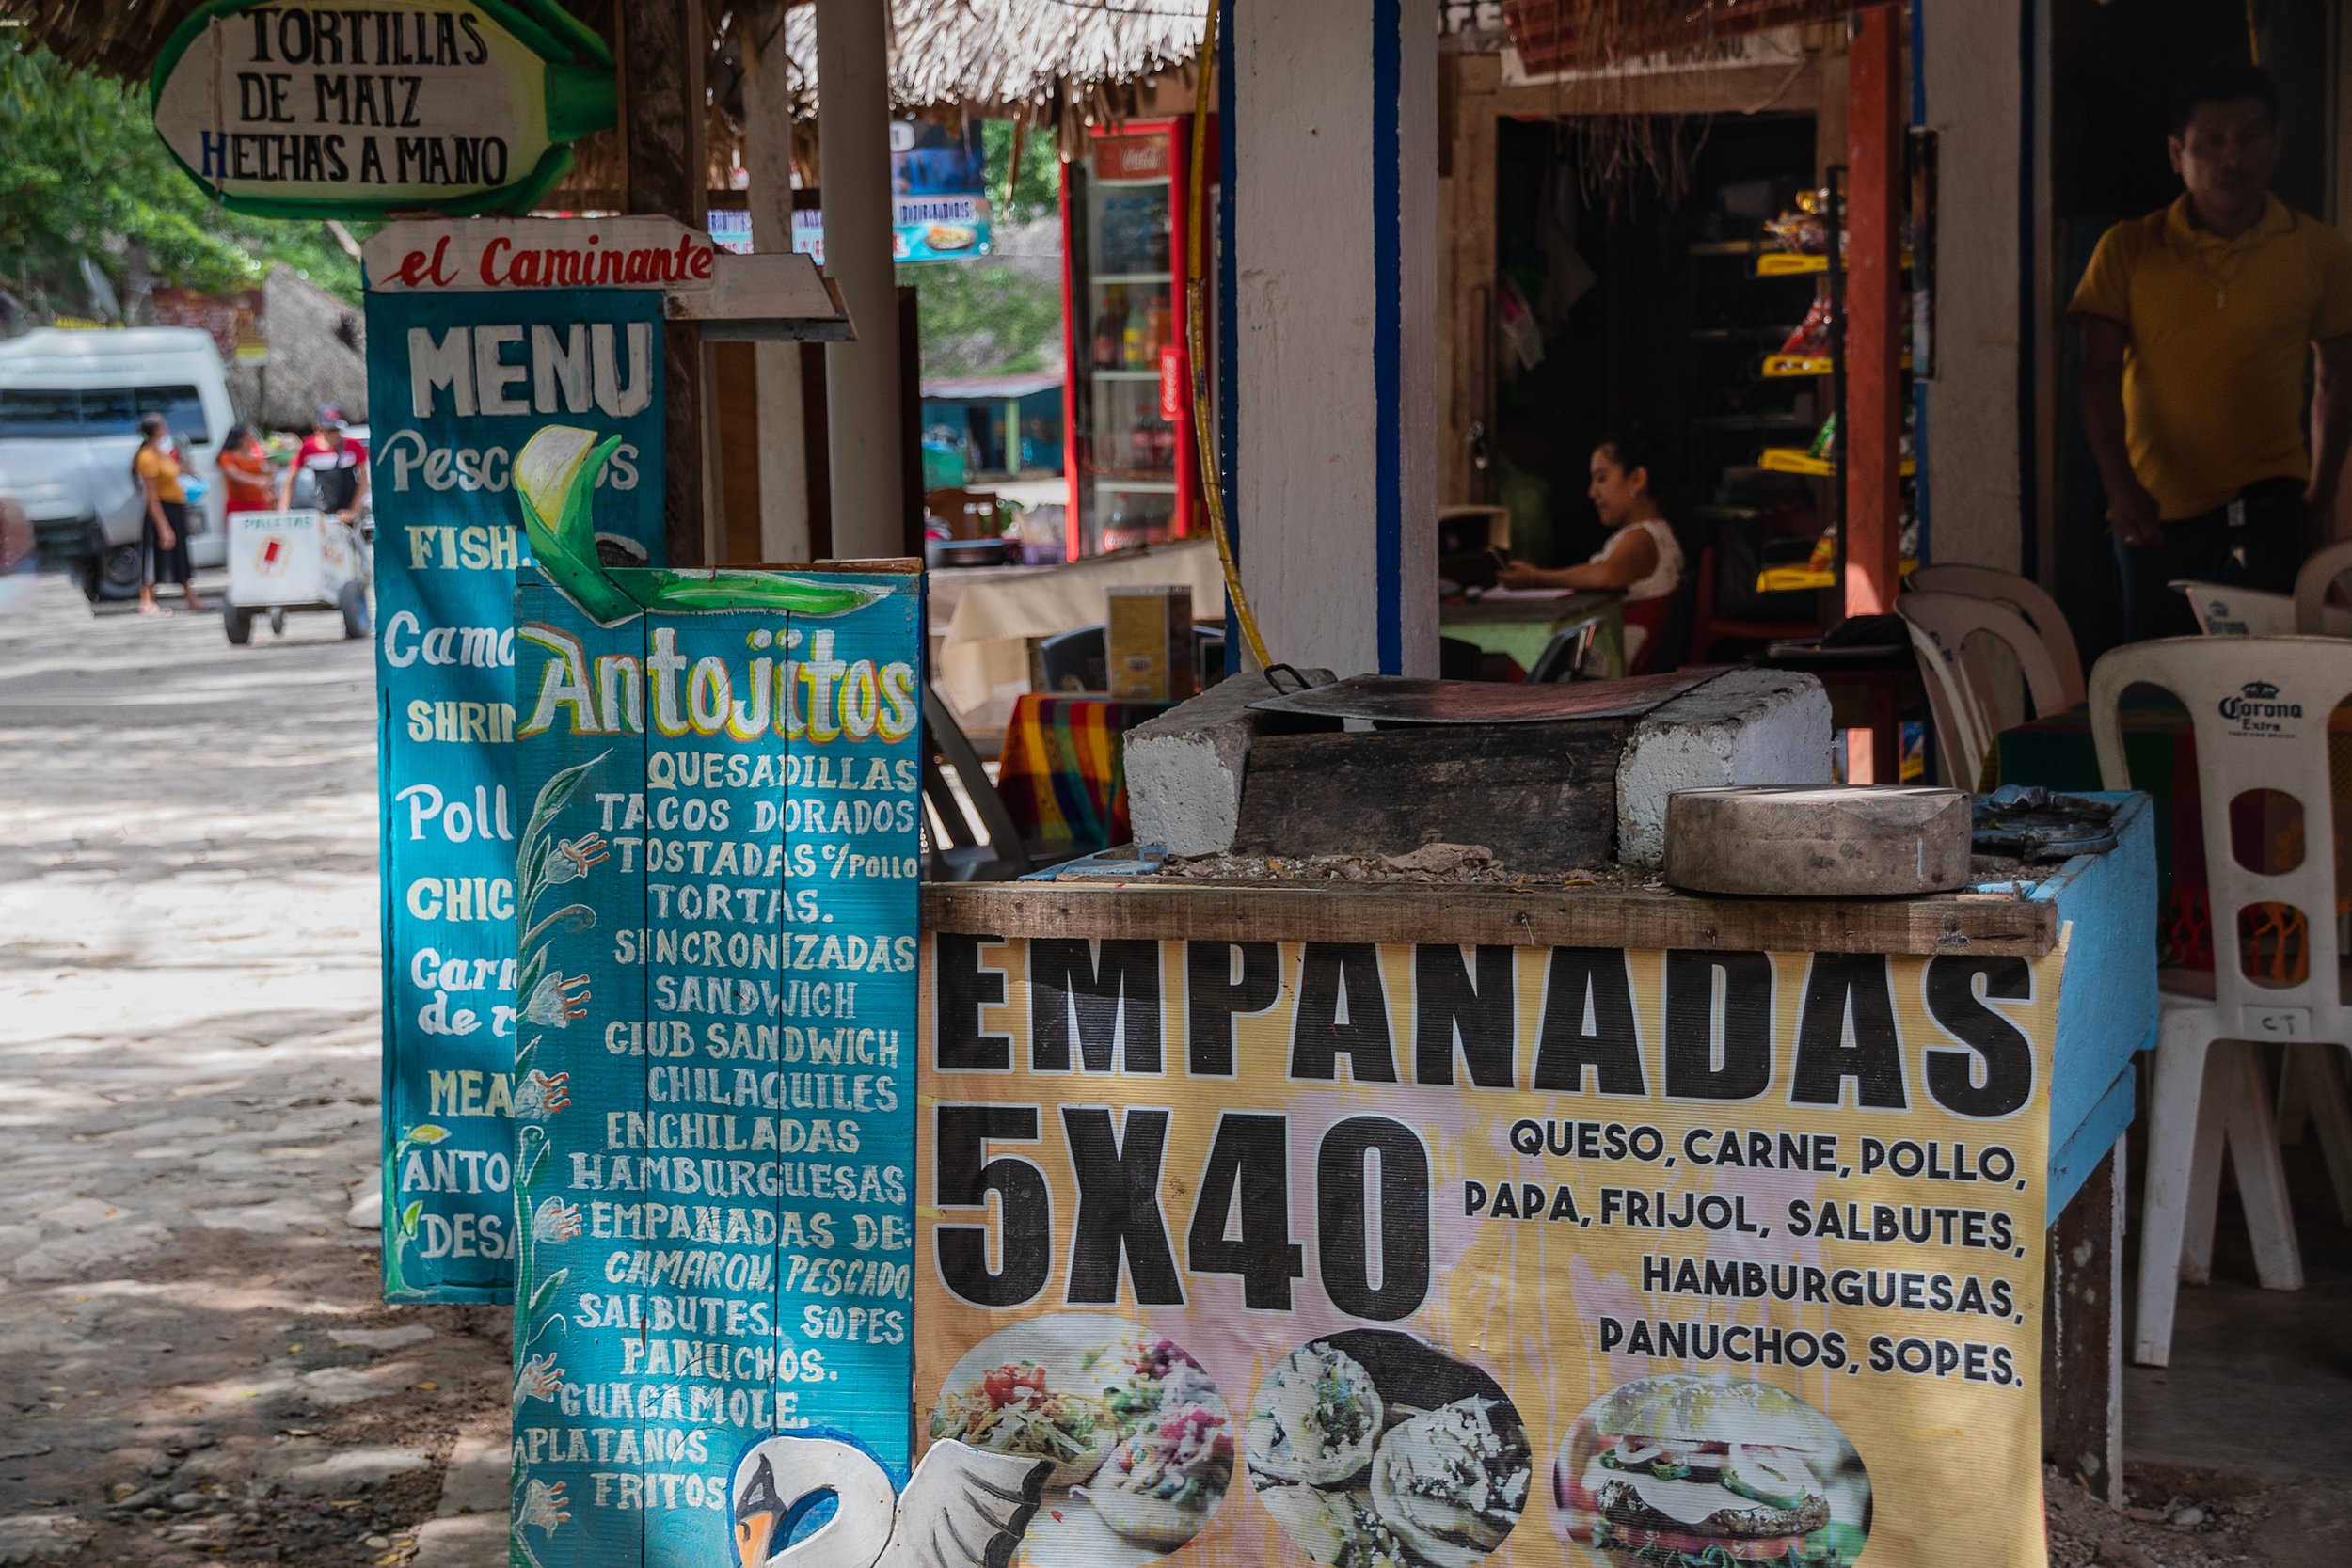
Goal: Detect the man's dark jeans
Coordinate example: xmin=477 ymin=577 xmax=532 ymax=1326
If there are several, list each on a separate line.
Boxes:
xmin=2114 ymin=476 xmax=2306 ymax=642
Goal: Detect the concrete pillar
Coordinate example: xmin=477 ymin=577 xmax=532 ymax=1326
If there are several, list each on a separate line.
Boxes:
xmin=1228 ymin=0 xmax=1438 ymax=677
xmin=814 ymin=0 xmax=904 ymax=559
xmin=740 ymin=0 xmax=812 ymax=562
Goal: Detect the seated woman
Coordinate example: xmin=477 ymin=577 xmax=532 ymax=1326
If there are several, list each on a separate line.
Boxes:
xmin=1497 ymin=430 xmax=1685 ymax=672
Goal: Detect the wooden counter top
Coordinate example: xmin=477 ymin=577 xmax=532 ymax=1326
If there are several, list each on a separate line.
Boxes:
xmin=922 ymin=878 xmax=2058 ymax=957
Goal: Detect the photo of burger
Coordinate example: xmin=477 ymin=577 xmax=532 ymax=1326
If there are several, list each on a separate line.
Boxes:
xmin=929 ymin=1314 xmax=1232 ymax=1567
xmin=1248 ymin=1331 xmax=1533 ymax=1568
xmin=1554 ymin=1374 xmax=1871 ymax=1568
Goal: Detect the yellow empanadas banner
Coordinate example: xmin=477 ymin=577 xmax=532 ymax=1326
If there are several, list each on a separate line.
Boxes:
xmin=916 ymin=936 xmax=2057 ymax=1568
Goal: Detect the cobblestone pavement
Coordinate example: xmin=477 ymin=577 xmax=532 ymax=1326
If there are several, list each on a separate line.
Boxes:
xmin=0 ymin=575 xmax=508 ymax=1568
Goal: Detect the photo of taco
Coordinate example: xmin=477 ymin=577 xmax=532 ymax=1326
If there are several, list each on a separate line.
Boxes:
xmin=1083 ymin=1404 xmax=1237 ymax=1547
xmin=929 ymin=1315 xmax=1232 ymax=1567
xmin=1098 ymin=1337 xmax=1222 ymax=1439
xmin=928 ymin=1356 xmax=1119 ymax=1486
xmin=1553 ymin=1374 xmax=1871 ymax=1568
xmin=1248 ymin=1332 xmax=1532 ymax=1568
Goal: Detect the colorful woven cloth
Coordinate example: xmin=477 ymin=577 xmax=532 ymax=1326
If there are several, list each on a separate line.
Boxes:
xmin=995 ymin=695 xmax=1173 ymax=855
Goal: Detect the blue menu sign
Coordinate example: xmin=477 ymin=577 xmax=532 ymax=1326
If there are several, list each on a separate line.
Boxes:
xmin=367 ymin=235 xmax=669 ymax=1303
xmin=505 ymin=444 xmax=922 ymax=1566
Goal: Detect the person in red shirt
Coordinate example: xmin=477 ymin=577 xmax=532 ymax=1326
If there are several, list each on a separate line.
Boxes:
xmin=216 ymin=423 xmax=274 ymax=515
xmin=279 ymin=404 xmax=369 ymax=524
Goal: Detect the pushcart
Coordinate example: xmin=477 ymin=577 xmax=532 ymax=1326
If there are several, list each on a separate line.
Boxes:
xmin=221 ymin=508 xmax=373 ymax=644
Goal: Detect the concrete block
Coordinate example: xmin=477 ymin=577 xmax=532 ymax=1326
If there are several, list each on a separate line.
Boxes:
xmin=1616 ymin=670 xmax=1832 ymax=867
xmin=1126 ymin=667 xmax=1337 ymax=857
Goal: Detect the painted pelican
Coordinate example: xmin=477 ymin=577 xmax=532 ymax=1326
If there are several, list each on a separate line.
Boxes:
xmin=731 ymin=1432 xmax=1052 ymax=1568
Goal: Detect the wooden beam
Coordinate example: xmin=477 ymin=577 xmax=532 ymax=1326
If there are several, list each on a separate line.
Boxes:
xmin=1844 ymin=7 xmax=1902 ymax=620
xmin=922 ymin=881 xmax=2058 ymax=957
xmin=740 ymin=0 xmax=813 ymax=563
xmin=2045 ymin=1139 xmax=2124 ymax=1507
xmin=1439 ymin=53 xmax=1498 ymax=506
xmin=715 ymin=341 xmax=762 ymax=563
xmin=621 ymin=0 xmax=710 ymax=568
xmin=1487 ymin=57 xmax=1822 ymax=119
xmin=814 ymin=0 xmax=908 ymax=558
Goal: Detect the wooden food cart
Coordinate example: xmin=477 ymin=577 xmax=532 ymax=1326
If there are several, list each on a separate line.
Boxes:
xmin=914 ymin=794 xmax=2153 ymax=1568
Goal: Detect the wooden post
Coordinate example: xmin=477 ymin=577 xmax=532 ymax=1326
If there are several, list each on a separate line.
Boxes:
xmin=815 ymin=0 xmax=907 ymax=560
xmin=1438 ymin=54 xmax=1499 ymax=507
xmin=2046 ymin=1138 xmax=2124 ymax=1507
xmin=1844 ymin=6 xmax=1902 ymax=622
xmin=621 ymin=0 xmax=709 ymax=568
xmin=741 ymin=0 xmax=814 ymax=562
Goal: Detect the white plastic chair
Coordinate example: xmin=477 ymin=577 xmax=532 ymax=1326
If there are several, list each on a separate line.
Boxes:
xmin=2090 ymin=636 xmax=2352 ymax=1365
xmin=1898 ymin=592 xmax=2071 ymax=790
xmin=2293 ymin=542 xmax=2352 ymax=635
xmin=1897 ymin=607 xmax=1993 ymax=790
xmin=1908 ymin=563 xmax=2086 ymax=706
xmin=2171 ymin=580 xmax=2297 ymax=637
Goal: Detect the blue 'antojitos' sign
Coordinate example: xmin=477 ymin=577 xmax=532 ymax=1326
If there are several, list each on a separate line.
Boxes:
xmin=504 ymin=433 xmax=921 ymax=1564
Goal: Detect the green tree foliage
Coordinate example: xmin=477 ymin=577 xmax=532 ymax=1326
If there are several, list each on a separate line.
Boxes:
xmin=0 ymin=35 xmax=359 ymax=317
xmin=982 ymin=118 xmax=1063 ymax=228
xmin=900 ymin=260 xmax=1064 ymax=377
xmin=899 ymin=117 xmax=1065 ymax=379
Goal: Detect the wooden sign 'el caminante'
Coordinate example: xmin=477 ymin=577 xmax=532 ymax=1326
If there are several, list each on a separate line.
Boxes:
xmin=150 ymin=0 xmax=615 ymax=217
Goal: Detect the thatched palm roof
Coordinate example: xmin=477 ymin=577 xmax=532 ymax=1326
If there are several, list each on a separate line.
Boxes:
xmin=0 ymin=0 xmax=1205 ymax=130
xmin=707 ymin=0 xmax=1202 ymax=175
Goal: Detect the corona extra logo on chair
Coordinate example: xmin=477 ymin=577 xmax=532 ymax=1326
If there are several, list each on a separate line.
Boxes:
xmin=2218 ymin=679 xmax=2302 ymax=729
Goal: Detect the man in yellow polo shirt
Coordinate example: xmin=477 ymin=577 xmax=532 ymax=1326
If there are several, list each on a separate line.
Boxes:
xmin=2072 ymin=61 xmax=2352 ymax=641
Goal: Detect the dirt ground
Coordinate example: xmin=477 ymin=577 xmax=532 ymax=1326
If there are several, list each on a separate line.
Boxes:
xmin=0 ymin=575 xmax=509 ymax=1568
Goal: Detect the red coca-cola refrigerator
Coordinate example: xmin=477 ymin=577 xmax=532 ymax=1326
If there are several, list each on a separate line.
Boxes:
xmin=1060 ymin=119 xmax=1213 ymax=559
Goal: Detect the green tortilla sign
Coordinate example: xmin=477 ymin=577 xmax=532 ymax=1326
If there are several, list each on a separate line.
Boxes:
xmin=150 ymin=0 xmax=614 ymax=218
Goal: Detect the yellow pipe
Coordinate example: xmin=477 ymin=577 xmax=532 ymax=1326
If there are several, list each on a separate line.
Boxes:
xmin=1184 ymin=0 xmax=1274 ymax=671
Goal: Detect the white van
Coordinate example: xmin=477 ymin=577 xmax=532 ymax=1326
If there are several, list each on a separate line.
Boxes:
xmin=0 ymin=327 xmax=237 ymax=601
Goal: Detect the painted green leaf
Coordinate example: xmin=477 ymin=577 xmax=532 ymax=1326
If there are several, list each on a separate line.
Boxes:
xmin=400 ymin=1199 xmax=423 ymax=1236
xmin=516 ymin=426 xmax=638 ymax=626
xmin=516 ymin=752 xmax=607 ymax=882
xmin=631 ymin=569 xmax=881 ymax=618
xmin=527 ymin=1267 xmax=569 ymax=1318
xmin=516 ymin=947 xmax=549 ymax=1004
xmin=521 ymin=903 xmax=596 ymax=951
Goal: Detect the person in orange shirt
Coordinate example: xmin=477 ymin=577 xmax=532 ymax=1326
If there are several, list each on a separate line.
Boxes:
xmin=2071 ymin=61 xmax=2352 ymax=641
xmin=215 ymin=422 xmax=274 ymax=515
xmin=133 ymin=413 xmax=207 ymax=616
